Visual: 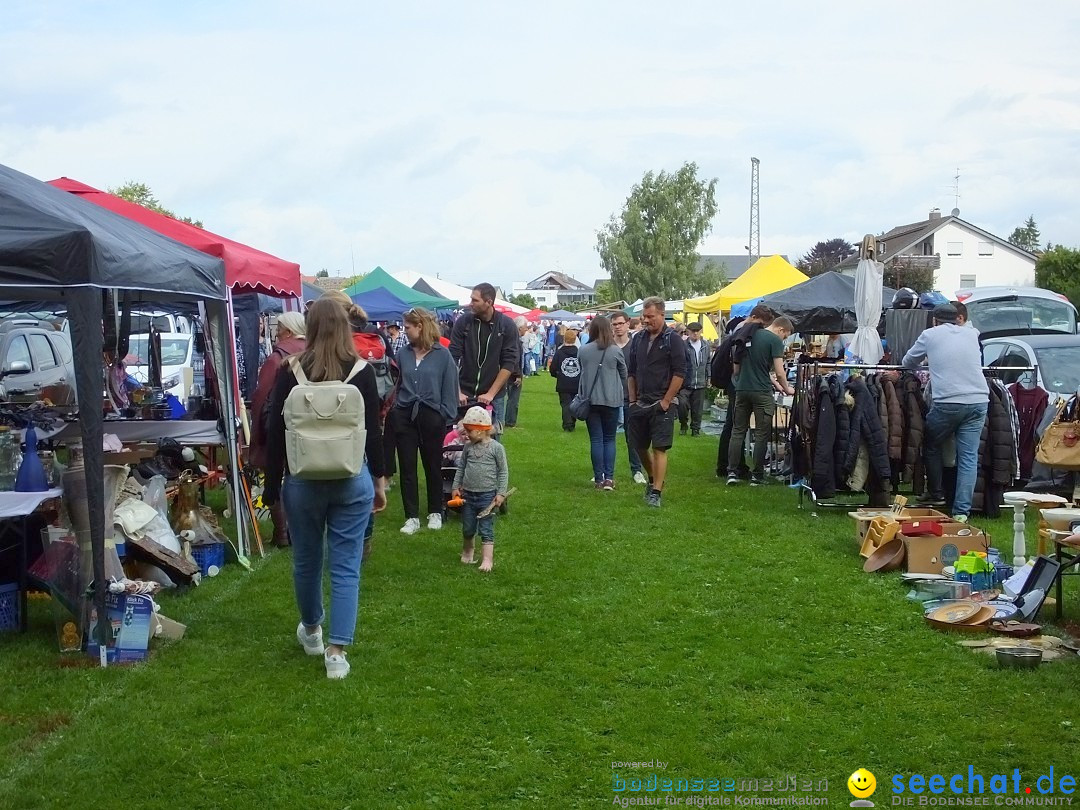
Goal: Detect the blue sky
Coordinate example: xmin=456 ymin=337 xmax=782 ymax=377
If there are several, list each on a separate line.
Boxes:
xmin=3 ymin=1 xmax=1079 ymax=292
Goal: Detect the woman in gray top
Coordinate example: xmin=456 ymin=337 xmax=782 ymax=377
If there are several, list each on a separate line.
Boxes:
xmin=389 ymin=307 xmax=460 ymax=534
xmin=577 ymin=315 xmax=628 ymax=490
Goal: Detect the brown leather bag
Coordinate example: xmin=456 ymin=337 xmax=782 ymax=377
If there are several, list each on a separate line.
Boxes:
xmin=1035 ymin=397 xmax=1080 ymax=470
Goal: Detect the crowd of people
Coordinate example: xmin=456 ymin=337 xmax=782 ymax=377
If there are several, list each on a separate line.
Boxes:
xmin=245 ymin=279 xmax=1003 ymax=679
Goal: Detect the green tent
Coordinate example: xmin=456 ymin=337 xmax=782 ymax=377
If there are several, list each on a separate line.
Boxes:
xmin=343 ymin=266 xmax=457 ymax=310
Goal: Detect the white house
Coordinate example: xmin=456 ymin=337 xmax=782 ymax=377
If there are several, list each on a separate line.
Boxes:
xmin=511 ymin=271 xmax=595 ymax=309
xmin=840 ymin=209 xmax=1037 ymax=294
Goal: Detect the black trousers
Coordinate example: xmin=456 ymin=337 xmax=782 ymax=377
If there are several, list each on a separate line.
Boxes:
xmin=678 ymin=387 xmax=706 ymax=432
xmin=558 ymin=391 xmax=577 ymax=431
xmin=389 ymin=404 xmax=446 ymax=518
xmin=716 ymin=386 xmax=750 ymax=477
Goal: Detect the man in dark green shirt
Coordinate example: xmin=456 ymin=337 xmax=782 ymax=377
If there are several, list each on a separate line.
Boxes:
xmin=726 ymin=316 xmax=795 ymax=486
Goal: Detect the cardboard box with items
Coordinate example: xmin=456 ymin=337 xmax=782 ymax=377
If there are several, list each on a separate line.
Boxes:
xmin=902 ymin=522 xmax=990 ymax=575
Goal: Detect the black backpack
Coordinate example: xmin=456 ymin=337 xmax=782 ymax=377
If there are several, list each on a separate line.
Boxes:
xmin=710 ymin=322 xmax=762 ymax=389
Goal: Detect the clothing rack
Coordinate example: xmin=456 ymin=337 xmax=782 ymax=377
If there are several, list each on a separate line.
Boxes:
xmin=793 ymin=360 xmax=1034 ymax=509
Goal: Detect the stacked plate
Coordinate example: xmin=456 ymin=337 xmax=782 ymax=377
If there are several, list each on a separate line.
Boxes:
xmin=924 ymin=600 xmax=994 ymax=632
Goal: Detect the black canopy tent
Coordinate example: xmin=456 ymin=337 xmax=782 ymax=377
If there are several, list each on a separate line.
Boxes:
xmin=755 ymin=271 xmax=897 ymax=334
xmin=0 ymin=162 xmax=241 ymax=658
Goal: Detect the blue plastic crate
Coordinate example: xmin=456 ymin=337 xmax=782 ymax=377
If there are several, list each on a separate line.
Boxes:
xmin=0 ymin=582 xmax=19 ymax=632
xmin=191 ymin=543 xmax=225 ymax=577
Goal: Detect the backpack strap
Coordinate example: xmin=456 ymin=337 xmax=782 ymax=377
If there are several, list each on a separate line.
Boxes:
xmin=343 ymin=358 xmax=368 ymax=384
xmin=289 ymin=356 xmax=308 ymax=385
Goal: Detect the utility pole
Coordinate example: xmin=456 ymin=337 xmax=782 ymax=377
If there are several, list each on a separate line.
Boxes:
xmin=748 ymin=157 xmax=760 ymax=265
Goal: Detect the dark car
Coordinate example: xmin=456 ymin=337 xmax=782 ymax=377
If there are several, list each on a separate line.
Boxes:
xmin=0 ymin=321 xmax=76 ymax=404
xmin=982 ymin=334 xmax=1080 ymax=401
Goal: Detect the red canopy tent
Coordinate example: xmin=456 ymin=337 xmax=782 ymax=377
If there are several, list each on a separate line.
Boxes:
xmin=47 ymin=178 xmax=301 ymax=297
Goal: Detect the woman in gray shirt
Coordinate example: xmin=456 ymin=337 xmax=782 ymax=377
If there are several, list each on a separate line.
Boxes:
xmin=577 ymin=315 xmax=628 ymax=490
xmin=388 ymin=307 xmax=460 ymax=534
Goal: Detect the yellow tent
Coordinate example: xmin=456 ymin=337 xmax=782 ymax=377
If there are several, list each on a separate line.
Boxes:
xmin=684 ymin=255 xmax=809 ymax=313
xmin=673 ymin=312 xmax=719 ymax=341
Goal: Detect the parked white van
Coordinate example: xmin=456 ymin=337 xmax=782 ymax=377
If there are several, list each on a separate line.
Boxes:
xmin=125 ymin=333 xmax=196 ymax=401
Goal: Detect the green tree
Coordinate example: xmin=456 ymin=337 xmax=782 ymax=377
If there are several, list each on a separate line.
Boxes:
xmin=595 ymin=162 xmax=720 ymax=301
xmin=592 ymin=280 xmax=616 ymax=304
xmin=1008 ymin=215 xmax=1041 ymax=253
xmin=316 ymin=269 xmax=330 ymax=278
xmin=509 ymin=293 xmax=537 ymax=309
xmin=110 ymin=180 xmax=203 ymax=227
xmin=797 ymin=238 xmax=856 ymax=275
xmin=884 ymin=258 xmax=936 ymax=293
xmin=1035 ymin=246 xmax=1080 ymax=309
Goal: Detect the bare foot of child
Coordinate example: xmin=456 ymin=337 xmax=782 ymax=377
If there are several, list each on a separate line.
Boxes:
xmin=461 ymin=538 xmax=476 ymax=565
xmin=479 ymin=544 xmax=494 ymax=573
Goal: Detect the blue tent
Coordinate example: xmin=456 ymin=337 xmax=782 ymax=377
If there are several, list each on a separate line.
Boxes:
xmin=729 ymin=297 xmax=762 ymax=318
xmin=544 ymin=309 xmax=586 ymax=322
xmin=349 ymin=287 xmax=415 ymax=322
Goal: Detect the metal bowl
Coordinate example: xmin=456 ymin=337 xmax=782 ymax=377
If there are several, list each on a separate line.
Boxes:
xmin=995 ymin=646 xmax=1043 ymax=670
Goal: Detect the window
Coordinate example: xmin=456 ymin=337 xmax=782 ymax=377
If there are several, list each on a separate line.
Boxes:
xmin=978 ymin=241 xmax=994 ymax=256
xmin=959 ymin=274 xmax=977 ymax=288
xmin=947 ymin=241 xmax=963 ymax=256
xmin=3 ymin=336 xmax=31 ymax=371
xmin=28 ymin=334 xmax=57 ymax=370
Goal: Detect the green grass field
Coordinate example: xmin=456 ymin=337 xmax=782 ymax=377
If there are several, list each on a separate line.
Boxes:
xmin=1 ymin=376 xmax=1077 ymax=808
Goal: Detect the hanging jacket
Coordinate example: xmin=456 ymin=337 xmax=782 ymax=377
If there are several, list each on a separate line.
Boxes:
xmin=832 ymin=375 xmax=851 ymax=492
xmin=811 ymin=377 xmax=839 ymax=498
xmin=880 ymin=377 xmax=904 ymax=462
xmin=843 ymin=376 xmax=892 ymax=484
xmin=900 ymin=374 xmax=926 ymax=491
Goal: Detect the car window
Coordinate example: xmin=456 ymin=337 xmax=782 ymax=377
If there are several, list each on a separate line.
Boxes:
xmin=997 ymin=344 xmax=1032 ymax=385
xmin=4 ymin=336 xmax=32 ymax=371
xmin=1034 ymin=346 xmax=1080 ymax=396
xmin=982 ymin=343 xmax=1007 ymax=366
xmin=28 ymin=334 xmax=57 ymax=370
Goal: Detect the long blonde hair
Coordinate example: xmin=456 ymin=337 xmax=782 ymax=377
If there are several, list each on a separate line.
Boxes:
xmin=321 ymin=289 xmax=368 ymax=330
xmin=403 ymin=307 xmax=440 ymax=351
xmin=297 ymin=298 xmax=358 ymax=382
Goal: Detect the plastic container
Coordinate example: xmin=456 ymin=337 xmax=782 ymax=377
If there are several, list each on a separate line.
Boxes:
xmin=191 ymin=543 xmax=225 ymax=577
xmin=0 ymin=582 xmax=19 ymax=631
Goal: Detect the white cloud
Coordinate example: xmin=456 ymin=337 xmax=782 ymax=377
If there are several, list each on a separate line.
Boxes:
xmin=2 ymin=0 xmax=1080 ymax=293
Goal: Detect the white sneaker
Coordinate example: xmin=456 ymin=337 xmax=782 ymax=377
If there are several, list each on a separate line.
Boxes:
xmin=400 ymin=518 xmax=421 ymax=535
xmin=296 ymin=622 xmax=325 ymax=656
xmin=633 ymin=471 xmax=648 ymax=485
xmin=427 ymin=512 xmax=443 ymax=530
xmin=324 ymin=649 xmax=350 ymax=680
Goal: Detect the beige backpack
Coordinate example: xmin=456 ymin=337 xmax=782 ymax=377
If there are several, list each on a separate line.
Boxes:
xmin=283 ymin=357 xmax=367 ymax=479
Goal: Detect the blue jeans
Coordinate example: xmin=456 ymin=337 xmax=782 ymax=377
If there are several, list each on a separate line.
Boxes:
xmin=491 ymin=392 xmax=507 ymax=441
xmin=924 ymin=402 xmax=987 ymax=518
xmin=462 ymin=489 xmax=497 ymax=544
xmin=283 ymin=465 xmax=375 ymax=646
xmin=586 ymin=405 xmax=619 ymax=482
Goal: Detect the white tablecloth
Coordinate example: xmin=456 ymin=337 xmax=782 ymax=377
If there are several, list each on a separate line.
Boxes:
xmin=0 ymin=488 xmax=63 ymax=519
xmin=55 ymin=420 xmax=224 ymax=446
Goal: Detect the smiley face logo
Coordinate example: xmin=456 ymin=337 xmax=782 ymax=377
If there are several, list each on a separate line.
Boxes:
xmin=847 ymin=768 xmax=877 ymax=799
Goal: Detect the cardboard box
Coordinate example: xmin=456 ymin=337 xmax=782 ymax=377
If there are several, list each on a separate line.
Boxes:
xmin=87 ymin=593 xmax=154 ymax=663
xmin=902 ymin=523 xmax=991 ymax=574
xmin=850 ymin=508 xmax=950 ymax=543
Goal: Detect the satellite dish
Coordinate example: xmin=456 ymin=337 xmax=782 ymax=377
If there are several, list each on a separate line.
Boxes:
xmin=951 ymin=207 xmax=960 ymax=217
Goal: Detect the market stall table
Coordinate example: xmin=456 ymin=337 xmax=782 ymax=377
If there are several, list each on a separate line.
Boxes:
xmin=0 ymin=488 xmax=63 ymax=632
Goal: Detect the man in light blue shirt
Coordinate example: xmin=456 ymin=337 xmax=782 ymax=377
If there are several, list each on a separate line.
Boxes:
xmin=901 ymin=303 xmax=988 ymax=522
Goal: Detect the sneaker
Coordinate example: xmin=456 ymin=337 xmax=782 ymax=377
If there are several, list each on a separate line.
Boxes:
xmin=296 ymin=622 xmax=325 ymax=656
xmin=750 ymin=474 xmax=765 ymax=487
xmin=427 ymin=512 xmax=443 ymax=530
xmin=324 ymin=649 xmax=350 ymax=680
xmin=691 ymin=429 xmax=700 ymax=437
xmin=679 ymin=427 xmax=688 ymax=436
xmin=602 ymin=479 xmax=614 ymax=491
xmin=400 ymin=518 xmax=421 ymax=535
xmin=952 ymin=514 xmax=968 ymax=523
xmin=726 ymin=473 xmax=740 ymax=486
xmin=918 ymin=495 xmax=947 ymax=507
xmin=633 ymin=471 xmax=648 ymax=485
xmin=594 ymin=481 xmax=604 ymax=490
xmin=646 ymin=489 xmax=662 ymax=508
xmin=643 ymin=485 xmax=653 ymax=502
